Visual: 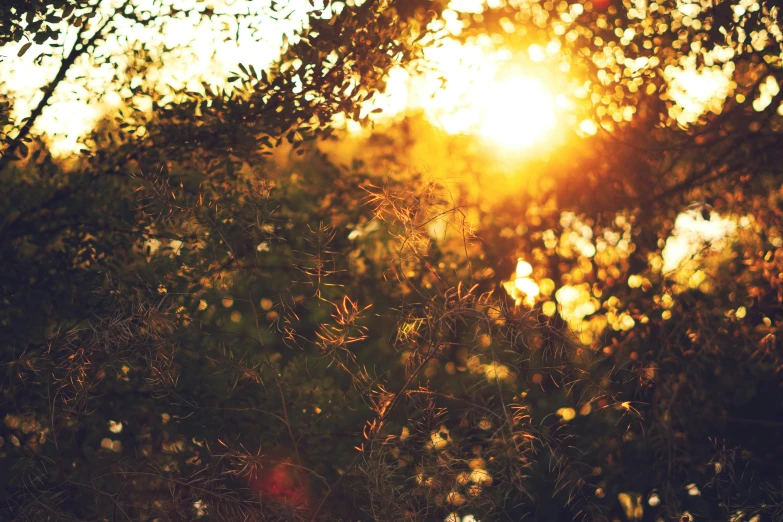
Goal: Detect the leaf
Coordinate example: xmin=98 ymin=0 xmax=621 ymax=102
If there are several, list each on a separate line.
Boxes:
xmin=17 ymin=42 xmax=31 ymax=57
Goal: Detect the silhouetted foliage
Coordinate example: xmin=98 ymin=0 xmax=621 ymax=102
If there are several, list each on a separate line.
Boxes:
xmin=1 ymin=0 xmax=783 ymax=521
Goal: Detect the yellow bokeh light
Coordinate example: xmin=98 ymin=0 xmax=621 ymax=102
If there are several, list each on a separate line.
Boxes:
xmin=503 ymin=258 xmax=541 ymax=306
xmin=515 ymin=259 xmax=533 ymax=277
xmin=661 ymin=209 xmax=736 ymax=274
xmin=484 ymin=362 xmax=513 ymax=382
xmin=468 ymin=457 xmax=486 ymax=469
xmin=557 ymin=407 xmax=577 ymax=421
xmin=665 ymin=61 xmax=732 ymax=125
xmin=514 ymin=277 xmax=540 ymax=297
xmin=427 ymin=426 xmax=450 ymax=450
xmin=469 ymin=468 xmax=493 ymax=486
xmin=446 ymin=491 xmax=466 ymax=506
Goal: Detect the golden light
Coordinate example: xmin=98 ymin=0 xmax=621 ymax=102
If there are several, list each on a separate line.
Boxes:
xmin=476 ymin=75 xmax=556 ymax=149
xmin=0 ymin=0 xmax=741 ymax=155
xmin=515 ymin=259 xmax=533 ymax=277
xmin=503 ymin=258 xmax=541 ymax=306
xmin=556 ymin=407 xmax=577 ymax=421
xmin=665 ymin=65 xmax=732 ymax=125
xmin=362 ymin=37 xmax=565 ymax=152
xmin=514 ymin=277 xmax=540 ymax=297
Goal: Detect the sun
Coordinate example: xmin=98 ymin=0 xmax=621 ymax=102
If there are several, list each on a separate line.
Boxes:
xmin=476 ymin=75 xmax=557 ymax=149
xmin=361 ymin=39 xmax=563 ymax=152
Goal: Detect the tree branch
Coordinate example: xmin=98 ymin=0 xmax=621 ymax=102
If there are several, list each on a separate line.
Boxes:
xmin=0 ymin=0 xmax=131 ymax=172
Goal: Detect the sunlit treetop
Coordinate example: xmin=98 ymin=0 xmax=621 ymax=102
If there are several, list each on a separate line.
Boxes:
xmin=437 ymin=0 xmax=783 ymax=132
xmin=4 ymin=0 xmax=781 ymax=159
xmin=0 ymin=0 xmax=447 ymax=160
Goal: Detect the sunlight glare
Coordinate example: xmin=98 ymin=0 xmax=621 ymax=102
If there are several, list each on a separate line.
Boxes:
xmin=476 ymin=76 xmax=556 ymax=148
xmin=364 ymin=38 xmax=563 ymax=151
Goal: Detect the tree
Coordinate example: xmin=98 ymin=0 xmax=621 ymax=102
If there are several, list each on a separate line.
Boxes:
xmin=0 ymin=0 xmax=90 ymax=49
xmin=1 ymin=0 xmax=782 ymax=521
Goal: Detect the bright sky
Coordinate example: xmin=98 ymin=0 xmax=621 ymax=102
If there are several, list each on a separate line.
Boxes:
xmin=0 ymin=0 xmax=312 ymax=155
xmin=0 ymin=0 xmax=744 ymax=155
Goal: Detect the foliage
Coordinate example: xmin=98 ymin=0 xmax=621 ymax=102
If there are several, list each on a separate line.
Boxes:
xmin=1 ymin=0 xmax=783 ymax=521
xmin=0 ymin=0 xmax=89 ymax=49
